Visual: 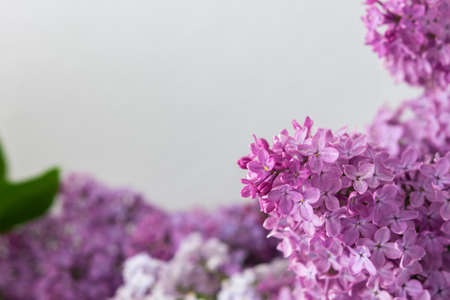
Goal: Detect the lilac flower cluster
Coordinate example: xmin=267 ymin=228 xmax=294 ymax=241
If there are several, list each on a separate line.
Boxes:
xmin=114 ymin=236 xmax=294 ymax=300
xmin=368 ymin=88 xmax=450 ymax=157
xmin=125 ymin=202 xmax=278 ymax=269
xmin=0 ymin=174 xmax=156 ymax=300
xmin=170 ymin=204 xmax=279 ymax=266
xmin=0 ymin=217 xmax=63 ymax=300
xmin=114 ymin=233 xmax=233 ymax=300
xmin=218 ymin=259 xmax=295 ymax=300
xmin=124 ymin=205 xmax=174 ymax=261
xmin=238 ymin=110 xmax=450 ymax=298
xmin=363 ymin=0 xmax=450 ymax=90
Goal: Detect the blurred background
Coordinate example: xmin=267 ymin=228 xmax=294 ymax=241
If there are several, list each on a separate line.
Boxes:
xmin=0 ymin=1 xmax=419 ymax=209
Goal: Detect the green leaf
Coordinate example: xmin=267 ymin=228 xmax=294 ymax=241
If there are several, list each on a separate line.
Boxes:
xmin=0 ymin=168 xmax=59 ymax=232
xmin=0 ymin=140 xmax=7 ymax=182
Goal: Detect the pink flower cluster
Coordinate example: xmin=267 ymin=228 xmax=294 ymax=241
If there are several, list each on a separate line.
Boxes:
xmin=363 ymin=0 xmax=450 ymax=90
xmin=238 ymin=92 xmax=450 ymax=298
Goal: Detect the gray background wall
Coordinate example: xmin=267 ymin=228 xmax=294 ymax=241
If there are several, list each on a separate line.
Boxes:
xmin=0 ymin=1 xmax=419 ymax=209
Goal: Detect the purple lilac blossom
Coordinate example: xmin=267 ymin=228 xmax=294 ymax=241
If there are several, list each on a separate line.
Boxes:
xmin=239 ymin=110 xmax=450 ymax=298
xmin=363 ymin=0 xmax=450 ymax=90
xmin=0 ymin=217 xmax=64 ymax=300
xmin=124 ymin=207 xmax=175 ymax=261
xmin=0 ymin=174 xmax=155 ymax=300
xmin=368 ymin=88 xmax=450 ymax=157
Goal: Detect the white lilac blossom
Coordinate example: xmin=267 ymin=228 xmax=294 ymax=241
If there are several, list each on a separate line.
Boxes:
xmin=218 ymin=259 xmax=295 ymax=300
xmin=113 ymin=233 xmax=235 ymax=300
xmin=113 ymin=253 xmax=163 ymax=300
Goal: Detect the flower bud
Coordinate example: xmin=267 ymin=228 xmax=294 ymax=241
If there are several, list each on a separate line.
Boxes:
xmin=237 ymin=156 xmax=251 ymax=169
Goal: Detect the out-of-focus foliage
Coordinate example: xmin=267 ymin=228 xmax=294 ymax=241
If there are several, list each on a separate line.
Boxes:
xmin=0 ymin=140 xmax=59 ymax=232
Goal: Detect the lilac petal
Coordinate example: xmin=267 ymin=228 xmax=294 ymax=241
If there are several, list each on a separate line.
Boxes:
xmin=343 ymin=165 xmax=357 ymax=179
xmin=313 ymin=129 xmax=326 ymax=150
xmin=308 ymin=156 xmax=323 ymax=173
xmin=441 ymin=221 xmax=450 ymax=235
xmin=354 ymin=180 xmax=368 ymax=194
xmin=321 ymin=147 xmax=339 ymax=163
xmin=401 ymin=147 xmax=418 ymax=167
xmin=378 ymin=184 xmax=398 ymax=200
xmin=364 ymin=259 xmax=377 ymax=276
xmin=416 ymin=291 xmax=431 ymax=300
xmin=278 ymin=238 xmax=293 ymax=257
xmin=420 ymin=165 xmax=435 ymax=177
xmin=373 ymin=204 xmax=391 ymax=225
xmin=424 ymin=234 xmax=443 ymax=254
xmin=371 ymin=249 xmax=386 ymax=267
xmin=361 ymin=238 xmax=375 ymax=248
xmin=302 ymin=220 xmax=315 ymax=236
xmin=401 ymin=253 xmax=414 ymax=267
xmin=377 ymin=164 xmax=394 ymax=181
xmin=288 ymin=190 xmax=303 ymax=203
xmin=265 ymin=156 xmax=275 ymax=170
xmin=378 ymin=291 xmax=392 ymax=300
xmin=241 ymin=185 xmax=252 ymax=198
xmin=324 ymin=195 xmax=339 ymax=211
xmin=408 ymin=245 xmax=425 ymax=260
xmin=405 ymin=280 xmax=423 ymax=297
xmin=311 ymin=214 xmax=323 ymax=227
xmin=342 ymin=228 xmax=359 ymax=245
xmin=383 ymin=242 xmax=402 ymax=259
xmin=262 ymin=216 xmax=277 ymax=230
xmin=360 ymin=223 xmax=377 ymax=238
xmin=351 ymin=258 xmax=363 ymax=274
xmin=374 ymin=227 xmax=391 ymax=244
xmin=440 ymin=174 xmax=450 ymax=185
xmin=435 ymin=158 xmax=449 ymax=176
xmin=304 ymin=187 xmax=320 ymax=204
xmin=299 ymin=202 xmax=314 ymax=220
xmin=247 ymin=161 xmax=264 ymax=173
xmin=402 ymin=228 xmax=417 ymax=244
xmin=391 ymin=220 xmax=408 ymax=234
xmin=440 ymin=201 xmax=450 ymax=221
xmin=401 ymin=246 xmax=425 ymax=268
xmin=399 ymin=210 xmax=419 ymax=221
xmin=259 ymin=197 xmax=275 ymax=213
xmin=330 ymin=177 xmax=342 ymax=192
xmin=298 ymin=144 xmax=315 ymax=156
xmin=325 ymin=216 xmax=341 ymax=237
xmin=410 ymin=191 xmax=424 ymax=208
xmin=268 ymin=189 xmax=282 ymax=202
xmin=279 ymin=197 xmax=293 ymax=215
xmin=359 ymin=163 xmax=375 ymax=178
xmin=257 ymin=149 xmax=269 ymax=163
xmin=294 ymin=127 xmax=307 ymax=145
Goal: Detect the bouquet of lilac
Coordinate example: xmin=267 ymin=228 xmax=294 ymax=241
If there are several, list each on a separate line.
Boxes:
xmin=1 ymin=1 xmax=449 ymax=299
xmin=238 ymin=1 xmax=450 ymax=299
